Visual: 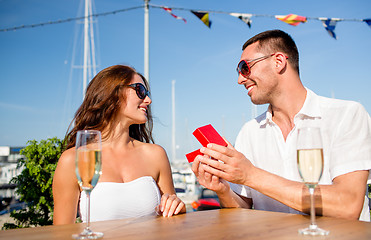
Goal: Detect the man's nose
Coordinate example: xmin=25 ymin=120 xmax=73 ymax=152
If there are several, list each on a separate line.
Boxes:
xmin=237 ymin=74 xmax=247 ymax=85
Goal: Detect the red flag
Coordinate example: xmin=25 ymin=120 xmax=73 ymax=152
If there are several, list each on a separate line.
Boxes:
xmin=275 ymin=14 xmax=307 ymax=26
xmin=162 ymin=7 xmax=187 ymax=23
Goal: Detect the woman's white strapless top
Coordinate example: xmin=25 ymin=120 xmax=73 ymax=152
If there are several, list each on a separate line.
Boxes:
xmin=79 ymin=176 xmax=161 ymax=222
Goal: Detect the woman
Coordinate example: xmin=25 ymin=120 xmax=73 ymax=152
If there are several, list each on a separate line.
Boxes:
xmin=53 ymin=65 xmax=186 ymax=224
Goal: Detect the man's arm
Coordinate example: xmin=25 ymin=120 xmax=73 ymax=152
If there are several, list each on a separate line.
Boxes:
xmin=318 ymin=170 xmax=368 ymax=219
xmin=197 ymin=143 xmax=368 ymax=220
xmin=217 ymin=188 xmax=253 ymax=209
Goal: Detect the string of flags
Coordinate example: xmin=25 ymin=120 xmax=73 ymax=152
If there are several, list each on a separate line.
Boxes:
xmin=157 ymin=4 xmax=371 ymax=40
xmin=1 ymin=3 xmax=370 ymax=39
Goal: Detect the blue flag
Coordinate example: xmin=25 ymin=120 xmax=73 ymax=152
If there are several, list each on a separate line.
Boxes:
xmin=364 ymin=19 xmax=371 ymax=29
xmin=321 ymin=18 xmax=338 ymax=39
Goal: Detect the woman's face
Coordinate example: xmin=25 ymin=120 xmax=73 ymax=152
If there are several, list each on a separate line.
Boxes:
xmin=120 ymin=74 xmax=152 ymax=125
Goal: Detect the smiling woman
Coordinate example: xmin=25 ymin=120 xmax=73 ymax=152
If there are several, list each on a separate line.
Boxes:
xmin=52 ymin=65 xmax=186 ymax=225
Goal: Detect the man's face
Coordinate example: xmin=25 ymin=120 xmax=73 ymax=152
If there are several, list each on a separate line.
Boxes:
xmin=237 ymin=42 xmax=277 ymax=105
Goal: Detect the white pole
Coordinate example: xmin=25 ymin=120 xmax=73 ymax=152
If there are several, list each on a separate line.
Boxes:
xmin=172 ymin=80 xmax=176 ymax=162
xmin=88 ymin=0 xmax=97 ymax=77
xmin=144 ymin=0 xmax=150 ymax=82
xmin=83 ymin=0 xmax=90 ymax=99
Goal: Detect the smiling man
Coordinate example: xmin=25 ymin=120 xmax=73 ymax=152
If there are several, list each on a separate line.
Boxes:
xmin=192 ymin=29 xmax=371 ymax=221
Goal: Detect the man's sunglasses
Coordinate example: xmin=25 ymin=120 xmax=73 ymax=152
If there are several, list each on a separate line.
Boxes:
xmin=236 ymin=53 xmax=275 ymax=78
xmin=126 ymin=83 xmax=150 ymax=99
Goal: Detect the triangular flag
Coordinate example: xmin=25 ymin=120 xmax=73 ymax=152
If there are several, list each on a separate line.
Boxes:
xmin=162 ymin=7 xmax=187 ymax=23
xmin=363 ymin=19 xmax=371 ymax=29
xmin=191 ymin=11 xmax=212 ymax=28
xmin=320 ymin=18 xmax=339 ymax=39
xmin=230 ymin=13 xmax=253 ymax=28
xmin=275 ymin=14 xmax=307 ymax=26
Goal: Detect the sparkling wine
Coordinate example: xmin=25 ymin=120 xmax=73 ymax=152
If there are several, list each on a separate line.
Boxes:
xmin=76 ymin=149 xmax=102 ymax=191
xmin=73 ymin=130 xmax=103 ymax=239
xmin=296 ymin=127 xmax=329 ymax=235
xmin=297 ymin=148 xmax=324 ymax=188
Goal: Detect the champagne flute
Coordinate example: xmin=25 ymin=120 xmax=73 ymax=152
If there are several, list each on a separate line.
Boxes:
xmin=72 ymin=130 xmax=103 ymax=240
xmin=297 ymin=127 xmax=329 ymax=236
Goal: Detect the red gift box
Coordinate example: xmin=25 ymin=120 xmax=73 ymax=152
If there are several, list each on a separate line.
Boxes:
xmin=185 ymin=149 xmax=201 ymax=163
xmin=186 ymin=124 xmax=227 ymax=163
xmin=193 ymin=124 xmax=227 ymax=148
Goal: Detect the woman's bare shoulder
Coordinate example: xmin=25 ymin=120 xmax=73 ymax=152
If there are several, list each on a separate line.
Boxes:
xmin=57 ymin=147 xmax=76 ymax=166
xmin=141 ymin=142 xmax=166 ymax=156
xmin=53 ymin=148 xmax=78 ymax=187
xmin=134 ymin=141 xmax=168 ymax=163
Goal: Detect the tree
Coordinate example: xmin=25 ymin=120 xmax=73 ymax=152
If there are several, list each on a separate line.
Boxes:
xmin=2 ymin=137 xmax=63 ymax=229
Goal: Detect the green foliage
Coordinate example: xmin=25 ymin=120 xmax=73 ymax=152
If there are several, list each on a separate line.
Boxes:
xmin=2 ymin=137 xmax=63 ymax=230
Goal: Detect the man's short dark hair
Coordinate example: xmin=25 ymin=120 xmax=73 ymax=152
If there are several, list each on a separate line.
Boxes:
xmin=242 ymin=30 xmax=299 ymax=74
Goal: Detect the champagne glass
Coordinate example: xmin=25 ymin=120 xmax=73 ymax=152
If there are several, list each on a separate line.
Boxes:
xmin=297 ymin=127 xmax=329 ymax=236
xmin=72 ymin=130 xmax=103 ymax=239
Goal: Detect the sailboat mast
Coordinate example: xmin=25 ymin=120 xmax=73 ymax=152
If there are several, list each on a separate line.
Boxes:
xmin=144 ymin=0 xmax=150 ymax=82
xmin=88 ymin=0 xmax=97 ymax=77
xmin=82 ymin=0 xmax=90 ymax=99
xmin=82 ymin=0 xmax=97 ymax=100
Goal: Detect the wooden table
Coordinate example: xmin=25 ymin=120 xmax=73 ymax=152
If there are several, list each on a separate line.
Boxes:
xmin=1 ymin=208 xmax=370 ymax=239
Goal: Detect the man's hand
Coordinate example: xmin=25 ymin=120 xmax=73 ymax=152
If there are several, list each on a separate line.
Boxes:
xmin=195 ymin=140 xmax=255 ymax=186
xmin=191 ymin=155 xmax=230 ymax=194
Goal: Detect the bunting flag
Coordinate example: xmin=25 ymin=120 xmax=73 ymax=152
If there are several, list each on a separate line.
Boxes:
xmin=230 ymin=13 xmax=253 ymax=28
xmin=162 ymin=7 xmax=187 ymax=23
xmin=320 ymin=18 xmax=339 ymax=39
xmin=191 ymin=11 xmax=212 ymax=28
xmin=275 ymin=14 xmax=307 ymax=26
xmin=364 ymin=19 xmax=371 ymax=28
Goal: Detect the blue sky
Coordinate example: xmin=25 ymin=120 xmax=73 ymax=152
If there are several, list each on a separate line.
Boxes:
xmin=1 ymin=0 xmax=370 ymax=162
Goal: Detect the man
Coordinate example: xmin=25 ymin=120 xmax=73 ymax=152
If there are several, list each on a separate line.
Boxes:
xmin=192 ymin=29 xmax=371 ymax=221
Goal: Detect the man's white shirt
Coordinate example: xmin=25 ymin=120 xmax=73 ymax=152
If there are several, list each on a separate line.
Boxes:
xmin=230 ymin=88 xmax=371 ymax=221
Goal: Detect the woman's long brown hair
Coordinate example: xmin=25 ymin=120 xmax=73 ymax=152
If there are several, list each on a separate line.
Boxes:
xmin=63 ymin=65 xmax=154 ymax=150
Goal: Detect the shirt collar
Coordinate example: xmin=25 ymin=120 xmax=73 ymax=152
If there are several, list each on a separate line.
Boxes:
xmin=296 ymin=88 xmax=321 ymax=119
xmin=259 ymin=88 xmax=321 ymax=126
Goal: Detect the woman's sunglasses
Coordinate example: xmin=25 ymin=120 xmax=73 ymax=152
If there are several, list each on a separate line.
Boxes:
xmin=126 ymin=83 xmax=150 ymax=99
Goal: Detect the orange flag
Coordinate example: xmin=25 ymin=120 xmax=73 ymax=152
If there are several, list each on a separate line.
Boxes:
xmin=275 ymin=14 xmax=307 ymax=26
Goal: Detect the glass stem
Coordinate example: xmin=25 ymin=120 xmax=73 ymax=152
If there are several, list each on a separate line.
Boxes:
xmin=86 ymin=190 xmax=91 ymax=231
xmin=309 ymin=187 xmax=317 ymax=228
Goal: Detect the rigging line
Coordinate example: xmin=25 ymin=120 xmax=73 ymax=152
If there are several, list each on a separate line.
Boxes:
xmin=0 ymin=5 xmax=143 ymax=32
xmin=149 ymin=3 xmax=366 ymax=22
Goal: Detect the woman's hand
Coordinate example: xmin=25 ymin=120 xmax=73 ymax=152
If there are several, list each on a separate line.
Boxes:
xmin=157 ymin=193 xmax=185 ymax=217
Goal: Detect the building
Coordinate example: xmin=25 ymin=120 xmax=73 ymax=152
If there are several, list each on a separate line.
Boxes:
xmin=171 ymin=160 xmax=200 ymax=207
xmin=0 ymin=146 xmax=24 ymax=198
